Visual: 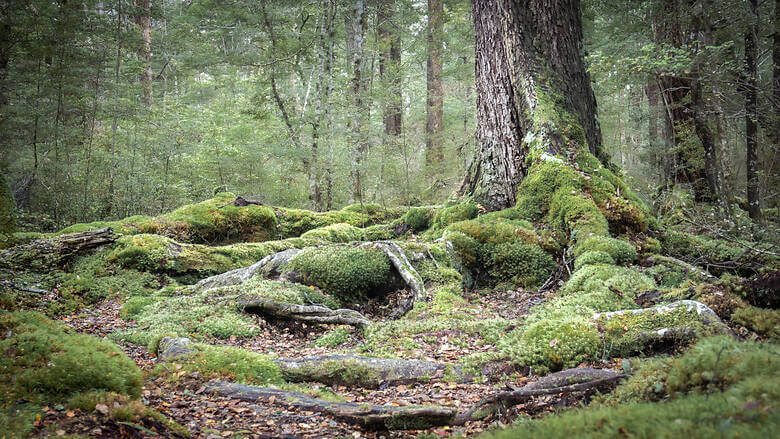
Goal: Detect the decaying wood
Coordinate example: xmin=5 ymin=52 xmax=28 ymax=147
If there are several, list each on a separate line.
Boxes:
xmin=643 ymin=255 xmax=717 ymax=281
xmin=360 ymin=241 xmax=426 ymax=318
xmin=0 ymin=279 xmax=47 ymax=294
xmin=593 ymin=299 xmax=729 ymax=330
xmin=206 ymin=382 xmax=457 ymax=430
xmin=276 ymin=354 xmax=469 ymax=388
xmin=239 ymin=298 xmax=371 ymax=328
xmin=219 ymin=195 xmax=265 ymax=208
xmin=0 ymin=227 xmax=116 ymax=270
xmin=454 ymin=368 xmax=625 ymax=424
xmin=189 ymin=249 xmax=301 ymax=293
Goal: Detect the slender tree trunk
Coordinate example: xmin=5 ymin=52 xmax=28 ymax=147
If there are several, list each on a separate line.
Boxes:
xmin=108 ymin=0 xmax=123 ymax=218
xmin=425 ymin=0 xmax=444 ymax=175
xmin=745 ymin=0 xmax=762 ymax=221
xmin=460 ymin=0 xmax=604 ymax=211
xmin=346 ymin=0 xmax=368 ymax=203
xmin=135 ymin=0 xmax=152 ymax=106
xmin=378 ymin=0 xmax=402 ymax=138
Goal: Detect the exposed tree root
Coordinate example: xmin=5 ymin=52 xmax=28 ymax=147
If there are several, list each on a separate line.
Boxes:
xmin=157 ymin=337 xmax=195 ymax=361
xmin=0 ymin=227 xmax=116 ymax=270
xmin=0 ymin=279 xmax=47 ymax=294
xmin=276 ymin=354 xmax=469 ymax=388
xmin=642 ymin=255 xmax=717 ymax=281
xmin=360 ymin=241 xmax=426 ymax=318
xmin=593 ymin=299 xmax=729 ymax=330
xmin=453 ymin=368 xmax=625 ymax=424
xmin=206 ymin=382 xmax=457 ymax=430
xmin=239 ymin=299 xmax=371 ymax=328
xmin=189 ymin=249 xmax=301 ymax=293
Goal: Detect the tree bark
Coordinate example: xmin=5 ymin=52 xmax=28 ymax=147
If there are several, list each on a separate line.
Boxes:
xmin=745 ymin=0 xmax=762 ymax=222
xmin=425 ymin=0 xmax=444 ymax=175
xmin=460 ymin=0 xmax=604 ymax=211
xmin=134 ymin=0 xmax=153 ymax=106
xmin=378 ymin=0 xmax=402 ymax=138
xmin=346 ymin=0 xmax=368 ymax=203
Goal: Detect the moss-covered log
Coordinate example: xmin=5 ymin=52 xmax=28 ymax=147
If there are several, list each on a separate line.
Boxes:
xmin=0 ymin=227 xmax=116 ymax=270
xmin=275 ymin=354 xmax=468 ymax=388
xmin=239 ymin=299 xmax=371 ymax=328
xmin=205 ymin=382 xmax=457 ymax=430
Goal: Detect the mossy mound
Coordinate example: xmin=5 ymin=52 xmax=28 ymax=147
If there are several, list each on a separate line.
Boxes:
xmin=108 ymin=233 xmax=313 ymax=276
xmin=432 ymin=202 xmax=479 ymax=229
xmin=0 ymin=311 xmax=143 ymax=437
xmin=600 ymin=336 xmax=779 ymax=405
xmin=115 ymin=278 xmax=340 ymax=347
xmin=276 ymin=204 xmax=405 ymax=239
xmin=514 ymin=149 xmax=650 ymax=242
xmin=284 ymin=246 xmax=398 ymax=303
xmin=444 ymin=217 xmax=556 ymax=289
xmin=573 ymin=236 xmax=637 ymax=265
xmin=154 ymin=343 xmax=284 ymax=385
xmin=730 ymin=306 xmax=780 ymax=341
xmin=300 ymin=223 xmax=365 ymax=242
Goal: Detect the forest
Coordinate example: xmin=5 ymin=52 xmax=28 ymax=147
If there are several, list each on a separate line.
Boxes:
xmin=0 ymin=0 xmax=778 ymax=438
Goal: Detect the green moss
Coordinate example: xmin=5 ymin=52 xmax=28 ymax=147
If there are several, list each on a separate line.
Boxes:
xmin=276 ymin=205 xmax=403 ymax=239
xmin=0 ymin=311 xmax=143 ymax=406
xmin=444 ymin=218 xmax=553 ymax=289
xmin=600 ymin=336 xmax=779 ymax=405
xmin=573 ymin=250 xmax=615 ymax=271
xmin=432 ymin=202 xmax=479 ymax=229
xmin=548 ymin=192 xmax=609 ymax=243
xmin=515 ymin=161 xmax=582 ymax=220
xmin=363 ymin=224 xmax=394 ymax=240
xmin=156 ymin=343 xmax=283 ymax=386
xmin=114 ymin=278 xmax=338 ymax=346
xmin=498 ymin=317 xmax=602 ymax=373
xmin=574 ymin=236 xmax=637 ymax=265
xmin=731 ymin=307 xmax=780 ymax=341
xmin=120 ymin=296 xmax=157 ymax=320
xmin=285 ymin=246 xmax=393 ymax=303
xmin=402 ymin=207 xmax=435 ymax=232
xmin=660 ymin=231 xmax=777 ymax=276
xmin=108 ymin=234 xmax=312 ymax=276
xmin=300 ymin=223 xmax=365 ymax=242
xmin=315 ymin=327 xmax=352 ymax=347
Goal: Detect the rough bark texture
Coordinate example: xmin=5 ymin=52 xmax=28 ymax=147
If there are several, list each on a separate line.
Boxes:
xmin=276 ymin=354 xmax=469 ymax=388
xmin=425 ymin=0 xmax=444 ymax=174
xmin=134 ymin=0 xmax=152 ymax=106
xmin=239 ymin=299 xmax=371 ymax=328
xmin=745 ymin=0 xmax=762 ymax=221
xmin=206 ymin=382 xmax=457 ymax=430
xmin=378 ymin=0 xmax=402 ymax=137
xmin=0 ymin=228 xmax=116 ymax=270
xmin=461 ymin=0 xmax=604 ymax=211
xmin=346 ymin=0 xmax=368 ymax=203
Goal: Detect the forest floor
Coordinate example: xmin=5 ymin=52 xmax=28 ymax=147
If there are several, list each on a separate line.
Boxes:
xmin=28 ymin=289 xmax=586 ymax=439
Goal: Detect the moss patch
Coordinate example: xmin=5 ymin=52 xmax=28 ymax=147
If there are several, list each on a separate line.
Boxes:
xmin=284 ymin=246 xmax=395 ymax=303
xmin=300 ymin=223 xmax=365 ymax=242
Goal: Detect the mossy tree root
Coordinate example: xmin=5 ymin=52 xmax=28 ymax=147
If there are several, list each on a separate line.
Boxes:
xmin=239 ymin=299 xmax=371 ymax=328
xmin=454 ymin=368 xmax=626 ymax=424
xmin=642 ymin=255 xmax=717 ymax=281
xmin=592 ymin=300 xmax=728 ymax=330
xmin=205 ymin=382 xmax=457 ymax=430
xmin=189 ymin=249 xmax=301 ymax=293
xmin=275 ymin=354 xmax=469 ymax=388
xmin=0 ymin=227 xmax=116 ymax=270
xmin=359 ymin=241 xmax=426 ymax=318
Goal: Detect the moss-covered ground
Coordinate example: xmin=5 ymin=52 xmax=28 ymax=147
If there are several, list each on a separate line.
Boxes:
xmin=1 ymin=158 xmax=777 ymax=437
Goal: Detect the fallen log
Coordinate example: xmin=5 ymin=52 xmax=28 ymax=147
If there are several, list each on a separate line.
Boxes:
xmin=642 ymin=255 xmax=717 ymax=281
xmin=275 ymin=354 xmax=469 ymax=388
xmin=454 ymin=368 xmax=625 ymax=424
xmin=592 ymin=299 xmax=729 ymax=330
xmin=0 ymin=227 xmax=116 ymax=270
xmin=239 ymin=299 xmax=371 ymax=328
xmin=206 ymin=382 xmax=457 ymax=430
xmin=189 ymin=249 xmax=301 ymax=293
xmin=156 ymin=339 xmax=468 ymax=388
xmin=0 ymin=279 xmax=47 ymax=294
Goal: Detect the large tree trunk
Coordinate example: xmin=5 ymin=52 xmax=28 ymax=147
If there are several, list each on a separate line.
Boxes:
xmin=745 ymin=0 xmax=762 ymax=222
xmin=460 ymin=0 xmax=604 ymax=211
xmin=378 ymin=0 xmax=402 ymax=138
xmin=346 ymin=0 xmax=368 ymax=203
xmin=425 ymin=0 xmax=444 ymax=176
xmin=134 ymin=0 xmax=153 ymax=106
